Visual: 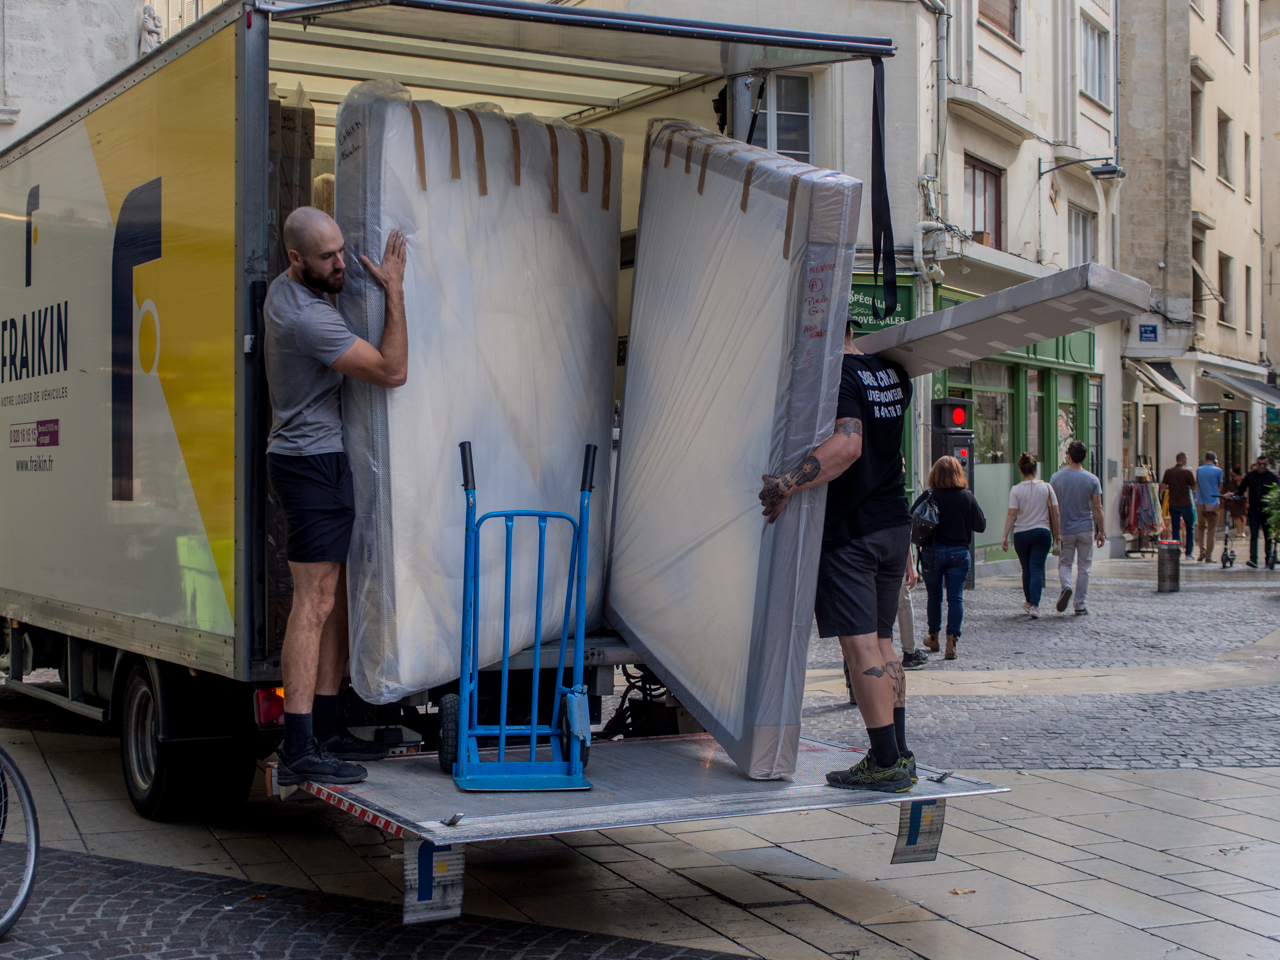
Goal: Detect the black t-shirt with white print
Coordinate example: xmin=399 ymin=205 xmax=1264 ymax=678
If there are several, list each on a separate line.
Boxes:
xmin=822 ymin=353 xmax=913 ymax=546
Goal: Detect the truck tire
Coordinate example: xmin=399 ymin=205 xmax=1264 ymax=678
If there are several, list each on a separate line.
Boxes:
xmin=437 ymin=693 xmax=459 ymax=774
xmin=120 ymin=663 xmax=255 ymax=820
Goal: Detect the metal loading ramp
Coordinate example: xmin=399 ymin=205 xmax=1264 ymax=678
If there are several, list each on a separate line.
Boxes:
xmin=276 ymin=734 xmax=1006 ymax=845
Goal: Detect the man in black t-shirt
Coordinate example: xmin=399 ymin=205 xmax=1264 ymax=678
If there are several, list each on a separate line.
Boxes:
xmin=1240 ymin=456 xmax=1280 ymax=567
xmin=758 ymin=326 xmax=915 ymax=793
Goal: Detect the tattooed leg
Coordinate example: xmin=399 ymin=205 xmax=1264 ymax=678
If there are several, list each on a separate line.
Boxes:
xmin=838 ymin=633 xmax=895 ymax=728
xmin=877 ymin=635 xmax=905 ymax=708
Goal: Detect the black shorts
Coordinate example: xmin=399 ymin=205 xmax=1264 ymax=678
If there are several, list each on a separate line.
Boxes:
xmin=267 ymin=452 xmax=355 ymax=564
xmin=814 ymin=524 xmax=911 ymax=639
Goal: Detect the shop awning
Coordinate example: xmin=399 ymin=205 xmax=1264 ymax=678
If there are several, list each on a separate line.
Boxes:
xmin=1200 ymin=369 xmax=1280 ymax=408
xmin=857 ymin=263 xmax=1151 ymax=378
xmin=1192 ymin=260 xmax=1226 ymax=304
xmin=1123 ymin=358 xmax=1198 ymax=415
xmin=268 ymin=0 xmax=895 ymax=139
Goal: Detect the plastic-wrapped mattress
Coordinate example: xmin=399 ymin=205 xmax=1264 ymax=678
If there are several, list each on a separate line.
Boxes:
xmin=336 ymin=81 xmax=618 ymax=703
xmin=607 ymin=120 xmax=861 ymax=779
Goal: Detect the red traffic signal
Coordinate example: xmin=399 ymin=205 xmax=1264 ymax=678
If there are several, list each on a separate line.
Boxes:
xmin=959 ymin=448 xmax=968 ymax=458
xmin=932 ymin=397 xmax=974 ymax=432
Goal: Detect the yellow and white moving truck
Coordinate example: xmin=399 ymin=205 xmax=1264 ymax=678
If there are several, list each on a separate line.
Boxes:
xmin=0 ymin=0 xmax=1019 ymax=919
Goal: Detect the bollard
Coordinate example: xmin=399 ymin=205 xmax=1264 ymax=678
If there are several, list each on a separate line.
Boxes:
xmin=1157 ymin=541 xmax=1181 ymax=593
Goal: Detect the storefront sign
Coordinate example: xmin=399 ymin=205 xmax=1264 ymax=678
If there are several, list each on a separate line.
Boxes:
xmin=1199 ymin=403 xmax=1220 ymax=412
xmin=849 ymin=276 xmax=916 ymax=331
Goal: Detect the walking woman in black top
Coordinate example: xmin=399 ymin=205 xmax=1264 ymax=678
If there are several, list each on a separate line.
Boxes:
xmin=911 ymin=456 xmax=987 ymax=660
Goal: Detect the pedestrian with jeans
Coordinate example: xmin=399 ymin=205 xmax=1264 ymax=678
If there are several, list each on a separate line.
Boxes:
xmin=1159 ymin=453 xmax=1197 ymax=559
xmin=1195 ymin=452 xmax=1224 ymax=563
xmin=1002 ymin=452 xmax=1060 ymax=618
xmin=1239 ymin=456 xmax=1280 ymax=568
xmin=911 ymin=456 xmax=986 ymax=660
xmin=1049 ymin=441 xmax=1106 ymax=615
xmin=758 ymin=330 xmax=916 ymax=793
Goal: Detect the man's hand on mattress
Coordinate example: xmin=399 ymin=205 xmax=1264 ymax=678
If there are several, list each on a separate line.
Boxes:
xmin=360 ymin=230 xmax=407 ymax=294
xmin=759 ymin=474 xmax=791 ymax=522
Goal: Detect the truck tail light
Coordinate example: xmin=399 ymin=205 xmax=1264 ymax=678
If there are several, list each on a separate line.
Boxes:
xmin=255 ymin=687 xmax=286 ymax=726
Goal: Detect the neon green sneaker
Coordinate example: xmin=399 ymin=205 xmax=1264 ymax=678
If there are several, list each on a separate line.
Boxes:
xmin=826 ymin=752 xmax=912 ymax=793
xmin=903 ymin=752 xmax=919 ymax=784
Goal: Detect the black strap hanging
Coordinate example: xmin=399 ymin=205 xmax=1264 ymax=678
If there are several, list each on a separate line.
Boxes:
xmin=869 ymin=57 xmax=897 ymax=323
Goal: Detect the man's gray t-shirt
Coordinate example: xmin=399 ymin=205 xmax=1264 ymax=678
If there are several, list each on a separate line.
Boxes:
xmin=1050 ymin=467 xmax=1103 ymax=536
xmin=264 ymin=274 xmax=357 ymax=456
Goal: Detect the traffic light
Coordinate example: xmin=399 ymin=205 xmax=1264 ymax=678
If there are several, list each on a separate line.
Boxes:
xmin=931 ymin=398 xmax=975 ymax=486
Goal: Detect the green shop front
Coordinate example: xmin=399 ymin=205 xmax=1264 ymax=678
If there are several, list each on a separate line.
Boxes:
xmin=850 ymin=275 xmax=1102 ymax=562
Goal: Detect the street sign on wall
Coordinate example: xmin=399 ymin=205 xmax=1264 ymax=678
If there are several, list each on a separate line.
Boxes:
xmin=849 ymin=275 xmax=915 ymax=330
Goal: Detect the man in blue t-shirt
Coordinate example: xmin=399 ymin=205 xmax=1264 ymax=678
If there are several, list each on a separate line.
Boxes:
xmin=1195 ymin=452 xmax=1224 ymax=563
xmin=1049 ymin=441 xmax=1105 ymax=615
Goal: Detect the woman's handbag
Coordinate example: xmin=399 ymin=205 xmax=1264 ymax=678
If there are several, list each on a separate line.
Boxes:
xmin=911 ymin=490 xmax=940 ymax=546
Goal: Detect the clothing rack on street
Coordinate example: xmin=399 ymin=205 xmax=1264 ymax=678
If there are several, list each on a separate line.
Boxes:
xmin=1121 ymin=480 xmax=1163 ymax=556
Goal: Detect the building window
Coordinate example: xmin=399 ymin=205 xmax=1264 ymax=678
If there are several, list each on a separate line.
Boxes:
xmin=964 ymin=156 xmax=1002 ymax=249
xmin=1068 ymin=205 xmax=1097 ymax=266
xmin=747 ymin=74 xmax=812 ymax=164
xmin=1245 ymin=265 xmax=1253 ymax=334
xmin=1028 ymin=368 xmax=1044 ymax=464
xmin=1218 ymin=112 xmax=1233 ymax=183
xmin=1218 ymin=0 xmax=1232 ymax=42
xmin=1244 ymin=133 xmax=1252 ymax=198
xmin=1245 ymin=2 xmax=1252 ymax=63
xmin=1088 ymin=377 xmax=1103 ymax=481
xmin=1191 ymin=88 xmax=1204 ymax=164
xmin=1081 ymin=19 xmax=1110 ymax=104
xmin=980 ymin=0 xmax=1018 ymax=39
xmin=162 ymin=0 xmax=201 ymax=39
xmin=1219 ymin=253 xmax=1233 ymax=326
xmin=1057 ymin=373 xmax=1078 ymax=470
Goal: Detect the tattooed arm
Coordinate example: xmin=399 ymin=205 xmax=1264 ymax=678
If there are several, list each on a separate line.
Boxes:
xmin=758 ymin=417 xmax=863 ymax=523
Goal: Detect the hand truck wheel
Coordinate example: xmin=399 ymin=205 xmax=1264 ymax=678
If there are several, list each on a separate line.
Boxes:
xmin=559 ymin=695 xmax=589 ymax=770
xmin=437 ymin=694 xmax=460 ymax=774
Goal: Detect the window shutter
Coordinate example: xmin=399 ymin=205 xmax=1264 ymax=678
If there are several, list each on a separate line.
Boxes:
xmin=979 ymin=0 xmax=1017 ymax=38
xmin=183 ymin=1 xmax=198 ymax=27
xmin=166 ymin=0 xmax=182 ymax=39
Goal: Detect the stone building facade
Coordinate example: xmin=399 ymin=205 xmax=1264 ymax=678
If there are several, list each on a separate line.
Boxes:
xmin=1117 ymin=0 xmax=1269 ymax=487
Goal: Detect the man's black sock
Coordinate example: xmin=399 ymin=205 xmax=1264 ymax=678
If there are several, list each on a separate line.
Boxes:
xmin=283 ymin=712 xmax=313 ymax=760
xmin=313 ymin=694 xmax=339 ymax=741
xmin=893 ymin=707 xmax=910 ymax=757
xmin=867 ymin=723 xmax=900 ymax=768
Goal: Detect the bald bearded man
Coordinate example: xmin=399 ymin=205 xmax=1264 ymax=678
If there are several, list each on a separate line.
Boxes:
xmin=265 ymin=207 xmax=407 ymax=785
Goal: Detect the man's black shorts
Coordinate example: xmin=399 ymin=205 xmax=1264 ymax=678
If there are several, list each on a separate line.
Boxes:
xmin=267 ymin=452 xmax=355 ymax=564
xmin=814 ymin=524 xmax=911 ymax=639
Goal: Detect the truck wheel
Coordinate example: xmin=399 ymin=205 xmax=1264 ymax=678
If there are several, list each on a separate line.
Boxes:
xmin=437 ymin=694 xmax=459 ymax=774
xmin=120 ymin=664 xmax=254 ymax=820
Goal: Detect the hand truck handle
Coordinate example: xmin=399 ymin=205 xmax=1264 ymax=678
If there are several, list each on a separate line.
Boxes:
xmin=459 ymin=441 xmax=476 ymax=491
xmin=581 ymin=444 xmax=598 ymax=492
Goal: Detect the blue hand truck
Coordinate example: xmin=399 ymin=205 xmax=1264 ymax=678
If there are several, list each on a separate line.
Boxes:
xmin=439 ymin=441 xmax=596 ymax=791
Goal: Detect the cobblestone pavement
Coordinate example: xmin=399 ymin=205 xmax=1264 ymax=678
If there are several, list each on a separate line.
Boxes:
xmin=806 ymin=559 xmax=1280 ymax=672
xmin=803 ymin=558 xmax=1280 ymax=770
xmin=0 ymin=847 xmax=736 ymax=960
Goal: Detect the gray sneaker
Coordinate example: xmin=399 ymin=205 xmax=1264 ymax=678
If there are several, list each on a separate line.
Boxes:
xmin=826 ymin=752 xmax=913 ymax=793
xmin=1056 ymin=588 xmax=1072 ymax=612
xmin=1074 ymin=607 xmax=1089 ymax=616
xmin=901 ymin=650 xmax=930 ymax=670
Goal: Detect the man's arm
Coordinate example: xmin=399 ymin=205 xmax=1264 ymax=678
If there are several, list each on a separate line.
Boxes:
xmin=332 ymin=231 xmax=409 ymax=388
xmin=758 ymin=417 xmax=862 ymax=522
xmin=1091 ymin=492 xmax=1106 ymax=546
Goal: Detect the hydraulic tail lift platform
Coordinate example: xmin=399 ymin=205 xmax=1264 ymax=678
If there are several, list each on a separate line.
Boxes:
xmin=251 ymin=0 xmax=1009 ymax=925
xmin=267 ymin=725 xmax=1007 ymax=923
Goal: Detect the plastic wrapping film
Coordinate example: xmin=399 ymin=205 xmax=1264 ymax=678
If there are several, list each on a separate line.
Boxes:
xmin=606 ymin=119 xmax=860 ymax=779
xmin=336 ymin=81 xmax=619 ymax=703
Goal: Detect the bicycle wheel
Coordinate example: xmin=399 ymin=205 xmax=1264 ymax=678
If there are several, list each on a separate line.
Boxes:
xmin=0 ymin=746 xmax=39 ymax=939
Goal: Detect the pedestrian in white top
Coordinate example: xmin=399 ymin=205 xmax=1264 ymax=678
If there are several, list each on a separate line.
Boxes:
xmin=1001 ymin=452 xmax=1061 ymax=618
xmin=1049 ymin=440 xmax=1106 ymax=615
